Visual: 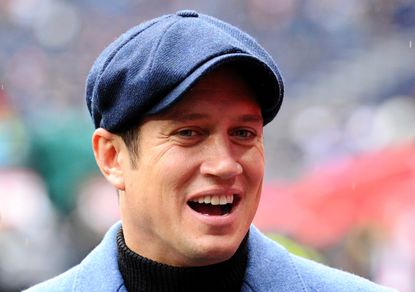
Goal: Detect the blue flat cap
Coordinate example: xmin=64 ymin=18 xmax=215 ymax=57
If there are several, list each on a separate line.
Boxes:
xmin=86 ymin=10 xmax=284 ymax=132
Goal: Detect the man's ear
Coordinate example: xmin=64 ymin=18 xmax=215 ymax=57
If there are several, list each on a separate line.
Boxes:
xmin=92 ymin=128 xmax=126 ymax=191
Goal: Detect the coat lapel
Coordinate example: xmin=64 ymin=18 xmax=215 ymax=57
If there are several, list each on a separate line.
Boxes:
xmin=73 ymin=222 xmax=127 ymax=292
xmin=242 ymin=225 xmax=308 ymax=292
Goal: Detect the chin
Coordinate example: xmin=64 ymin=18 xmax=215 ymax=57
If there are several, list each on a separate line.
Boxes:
xmin=188 ymin=232 xmax=245 ymax=266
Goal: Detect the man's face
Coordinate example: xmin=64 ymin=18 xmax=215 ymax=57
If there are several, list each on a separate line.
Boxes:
xmin=119 ymin=67 xmax=264 ymax=267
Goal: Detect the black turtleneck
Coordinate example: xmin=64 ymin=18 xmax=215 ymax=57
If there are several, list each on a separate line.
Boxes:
xmin=116 ymin=228 xmax=248 ymax=292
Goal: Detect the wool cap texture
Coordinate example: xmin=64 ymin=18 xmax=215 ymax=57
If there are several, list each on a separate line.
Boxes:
xmin=86 ymin=10 xmax=284 ymax=132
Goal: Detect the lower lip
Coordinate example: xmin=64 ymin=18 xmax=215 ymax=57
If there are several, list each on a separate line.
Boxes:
xmin=186 ymin=201 xmax=240 ymax=227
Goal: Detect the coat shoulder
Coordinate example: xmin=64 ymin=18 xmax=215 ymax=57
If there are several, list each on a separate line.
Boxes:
xmin=23 ymin=222 xmax=125 ymax=292
xmin=23 ymin=265 xmax=79 ymax=292
xmin=245 ymin=226 xmax=397 ymax=292
xmin=291 ymin=254 xmax=396 ymax=292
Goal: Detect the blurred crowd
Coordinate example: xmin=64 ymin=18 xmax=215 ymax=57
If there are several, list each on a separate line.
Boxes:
xmin=0 ymin=0 xmax=414 ymax=291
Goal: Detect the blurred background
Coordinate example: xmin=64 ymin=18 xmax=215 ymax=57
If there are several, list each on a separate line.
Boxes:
xmin=0 ymin=0 xmax=414 ymax=291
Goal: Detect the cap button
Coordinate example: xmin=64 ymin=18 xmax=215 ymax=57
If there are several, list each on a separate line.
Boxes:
xmin=176 ymin=10 xmax=199 ymax=17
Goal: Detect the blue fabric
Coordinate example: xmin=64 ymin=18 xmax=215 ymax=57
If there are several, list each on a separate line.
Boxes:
xmin=25 ymin=222 xmax=396 ymax=292
xmin=86 ymin=10 xmax=284 ymax=132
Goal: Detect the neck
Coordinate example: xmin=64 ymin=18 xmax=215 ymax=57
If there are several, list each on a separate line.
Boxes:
xmin=117 ymin=227 xmax=248 ymax=292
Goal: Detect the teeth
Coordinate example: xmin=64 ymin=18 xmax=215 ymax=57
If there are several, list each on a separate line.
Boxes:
xmin=219 ymin=196 xmax=227 ymax=205
xmin=211 ymin=196 xmax=220 ymax=205
xmin=191 ymin=195 xmax=234 ymax=205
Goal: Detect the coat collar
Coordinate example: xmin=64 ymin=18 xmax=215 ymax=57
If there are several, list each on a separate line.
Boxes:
xmin=74 ymin=222 xmax=126 ymax=292
xmin=243 ymin=225 xmax=307 ymax=291
xmin=72 ymin=222 xmax=306 ymax=291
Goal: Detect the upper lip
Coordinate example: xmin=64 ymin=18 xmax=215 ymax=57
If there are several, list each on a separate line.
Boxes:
xmin=187 ymin=187 xmax=243 ymax=202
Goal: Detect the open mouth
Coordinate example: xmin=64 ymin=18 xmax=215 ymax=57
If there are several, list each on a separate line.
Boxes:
xmin=187 ymin=195 xmax=236 ymax=216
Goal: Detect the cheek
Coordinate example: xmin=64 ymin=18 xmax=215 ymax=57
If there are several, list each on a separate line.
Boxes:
xmin=244 ymin=149 xmax=264 ymax=208
xmin=123 ymin=146 xmax=197 ymax=215
xmin=151 ymin=149 xmax=200 ymax=195
xmin=242 ymin=146 xmax=264 ymax=181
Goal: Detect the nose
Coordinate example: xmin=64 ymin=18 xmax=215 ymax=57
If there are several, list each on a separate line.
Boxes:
xmin=200 ymin=138 xmax=243 ymax=180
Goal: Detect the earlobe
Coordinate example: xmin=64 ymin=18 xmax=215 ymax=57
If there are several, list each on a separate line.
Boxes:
xmin=92 ymin=128 xmax=126 ymax=191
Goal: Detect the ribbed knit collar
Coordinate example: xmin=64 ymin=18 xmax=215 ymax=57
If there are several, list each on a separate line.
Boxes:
xmin=117 ymin=227 xmax=248 ymax=292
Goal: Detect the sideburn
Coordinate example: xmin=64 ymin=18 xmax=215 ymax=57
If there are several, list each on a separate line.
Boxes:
xmin=117 ymin=127 xmax=141 ymax=169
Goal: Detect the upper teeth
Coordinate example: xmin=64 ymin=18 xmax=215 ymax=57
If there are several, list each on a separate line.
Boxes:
xmin=191 ymin=195 xmax=234 ymax=205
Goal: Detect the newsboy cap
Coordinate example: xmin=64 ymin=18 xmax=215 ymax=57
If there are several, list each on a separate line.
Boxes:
xmin=86 ymin=10 xmax=284 ymax=132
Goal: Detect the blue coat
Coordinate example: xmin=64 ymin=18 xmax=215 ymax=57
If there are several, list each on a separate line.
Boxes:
xmin=25 ymin=222 xmax=395 ymax=292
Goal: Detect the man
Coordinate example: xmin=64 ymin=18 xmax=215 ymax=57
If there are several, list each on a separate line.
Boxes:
xmin=26 ymin=10 xmax=395 ymax=292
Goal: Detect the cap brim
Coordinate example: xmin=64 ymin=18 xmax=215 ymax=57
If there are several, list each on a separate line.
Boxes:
xmin=146 ymin=53 xmax=283 ymax=125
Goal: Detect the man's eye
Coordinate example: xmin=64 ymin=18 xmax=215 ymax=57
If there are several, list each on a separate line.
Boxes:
xmin=232 ymin=129 xmax=255 ymax=138
xmin=177 ymin=129 xmax=199 ymax=137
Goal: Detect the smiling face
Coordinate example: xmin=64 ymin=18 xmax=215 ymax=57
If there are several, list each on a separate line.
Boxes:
xmin=118 ymin=66 xmax=264 ymax=267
